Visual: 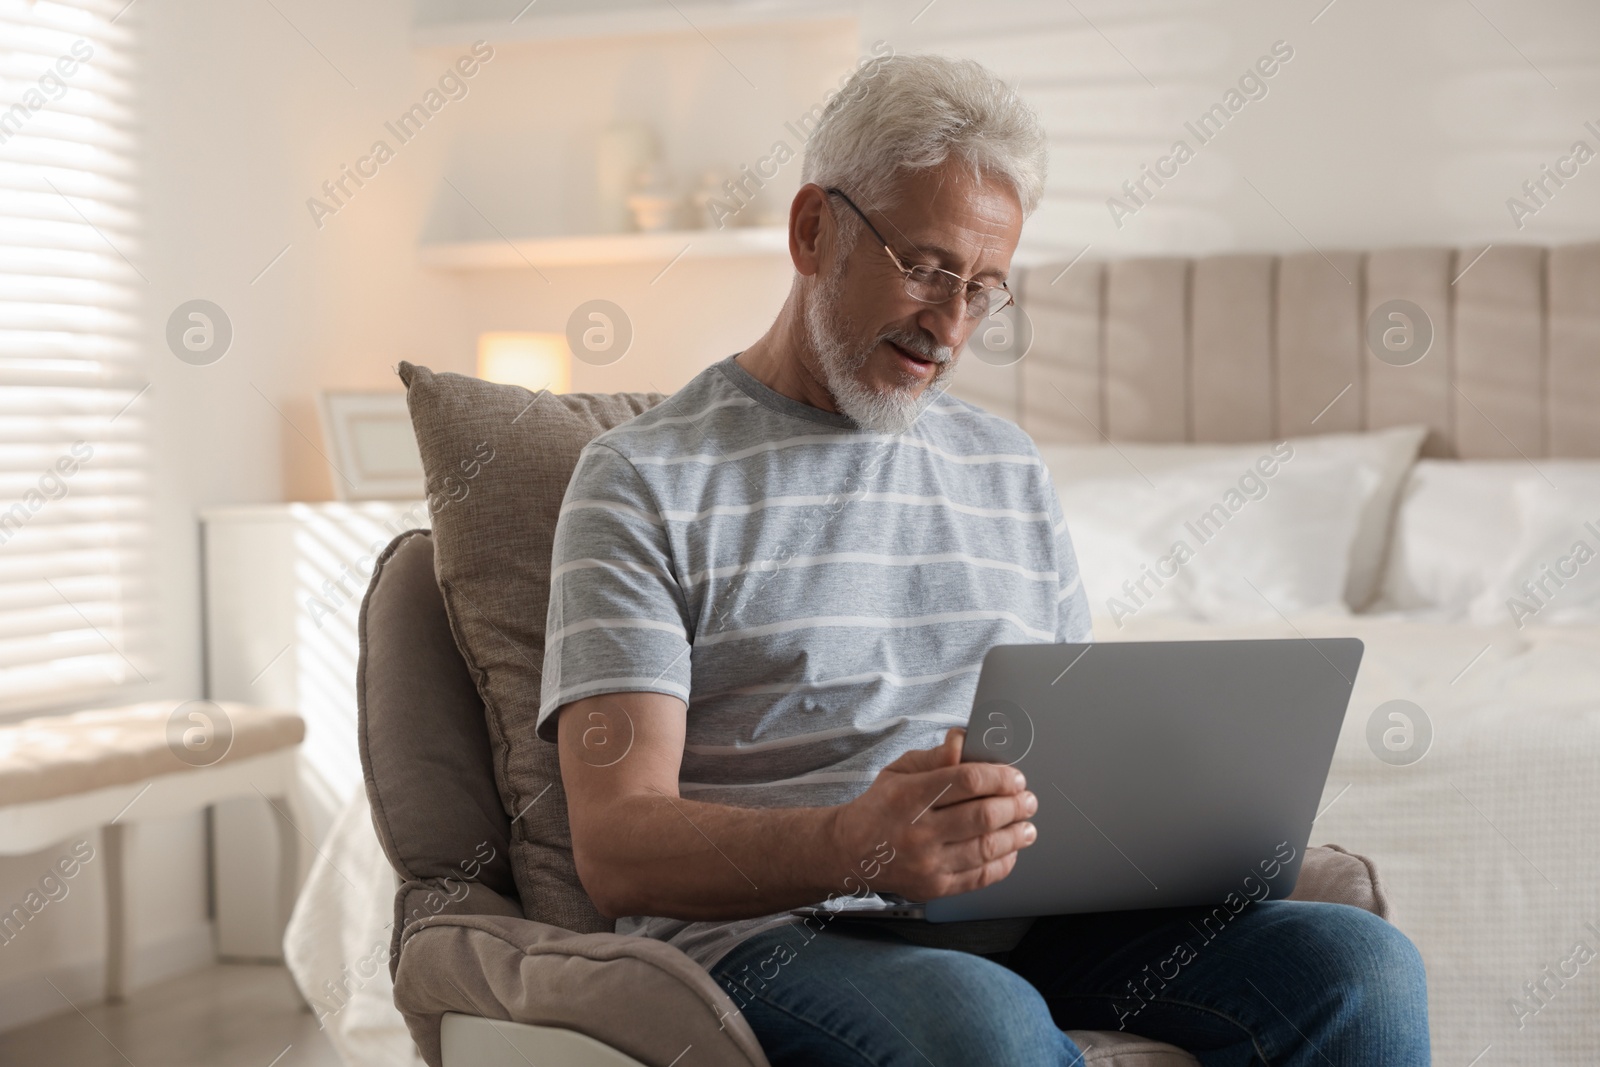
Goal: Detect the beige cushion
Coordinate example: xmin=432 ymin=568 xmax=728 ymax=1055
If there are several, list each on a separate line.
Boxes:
xmin=0 ymin=701 xmax=303 ymax=807
xmin=398 ymin=362 xmax=663 ymax=934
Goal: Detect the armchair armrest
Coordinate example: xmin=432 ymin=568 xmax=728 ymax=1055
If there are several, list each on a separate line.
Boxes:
xmin=1286 ymin=843 xmax=1392 ymax=919
xmin=392 ymin=912 xmax=770 ymax=1067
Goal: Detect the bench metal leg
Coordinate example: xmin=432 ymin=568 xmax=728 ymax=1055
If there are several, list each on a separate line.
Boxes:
xmin=103 ymin=821 xmax=127 ymax=1003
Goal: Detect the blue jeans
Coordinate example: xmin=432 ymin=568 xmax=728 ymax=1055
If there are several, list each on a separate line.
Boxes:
xmin=709 ymin=900 xmax=1429 ymax=1066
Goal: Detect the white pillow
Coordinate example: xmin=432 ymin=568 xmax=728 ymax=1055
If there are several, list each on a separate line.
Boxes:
xmin=1374 ymin=460 xmax=1528 ymax=616
xmin=1467 ymin=470 xmax=1600 ymax=627
xmin=1040 ymin=425 xmax=1426 ymax=611
xmin=1050 ymin=449 xmax=1373 ymax=628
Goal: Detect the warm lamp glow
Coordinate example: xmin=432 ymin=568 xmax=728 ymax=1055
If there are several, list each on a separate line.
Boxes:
xmin=476 ymin=332 xmax=572 ymax=393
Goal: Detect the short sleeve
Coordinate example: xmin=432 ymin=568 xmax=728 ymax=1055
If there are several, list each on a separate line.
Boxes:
xmin=1041 ymin=463 xmax=1094 ymax=643
xmin=536 ymin=442 xmax=692 ymax=742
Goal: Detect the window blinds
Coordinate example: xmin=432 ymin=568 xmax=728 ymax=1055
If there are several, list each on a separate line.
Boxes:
xmin=0 ymin=0 xmax=149 ymax=714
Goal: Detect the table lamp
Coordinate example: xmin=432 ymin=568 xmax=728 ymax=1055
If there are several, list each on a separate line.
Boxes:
xmin=476 ymin=332 xmax=571 ymax=393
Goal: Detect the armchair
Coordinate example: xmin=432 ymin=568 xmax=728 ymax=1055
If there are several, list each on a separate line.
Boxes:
xmin=355 ymin=369 xmax=1394 ymax=1067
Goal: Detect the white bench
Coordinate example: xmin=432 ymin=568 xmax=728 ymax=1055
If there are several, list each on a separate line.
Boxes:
xmin=0 ymin=701 xmax=304 ymax=1001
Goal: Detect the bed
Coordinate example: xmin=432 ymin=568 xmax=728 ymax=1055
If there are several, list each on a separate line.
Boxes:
xmin=956 ymin=241 xmax=1600 ymax=1064
xmin=288 ymin=241 xmax=1600 ymax=1065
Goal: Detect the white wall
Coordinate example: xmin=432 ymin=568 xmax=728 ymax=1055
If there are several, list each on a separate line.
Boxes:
xmin=0 ymin=0 xmax=846 ymax=1030
xmin=864 ymin=0 xmax=1600 ymax=258
xmin=5 ymin=0 xmax=1599 ymax=1030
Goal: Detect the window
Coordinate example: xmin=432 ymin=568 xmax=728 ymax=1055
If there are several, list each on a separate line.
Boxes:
xmin=0 ymin=0 xmax=149 ymax=713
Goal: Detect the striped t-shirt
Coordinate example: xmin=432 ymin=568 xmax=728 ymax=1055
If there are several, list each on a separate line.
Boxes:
xmin=537 ymin=353 xmax=1093 ymax=970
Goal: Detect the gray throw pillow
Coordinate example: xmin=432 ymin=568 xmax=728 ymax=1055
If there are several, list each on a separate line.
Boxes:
xmin=398 ymin=361 xmax=664 ymax=934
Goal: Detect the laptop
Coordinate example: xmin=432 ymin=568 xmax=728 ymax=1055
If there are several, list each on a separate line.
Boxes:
xmin=793 ymin=637 xmax=1363 ymax=924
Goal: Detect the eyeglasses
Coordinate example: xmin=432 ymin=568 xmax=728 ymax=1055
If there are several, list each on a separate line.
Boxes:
xmin=825 ymin=187 xmax=1015 ymax=320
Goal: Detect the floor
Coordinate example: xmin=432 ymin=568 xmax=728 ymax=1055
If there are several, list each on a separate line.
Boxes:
xmin=0 ymin=963 xmax=345 ymax=1067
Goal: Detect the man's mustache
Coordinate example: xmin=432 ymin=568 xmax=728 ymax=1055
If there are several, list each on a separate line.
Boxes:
xmin=882 ymin=330 xmax=952 ymax=364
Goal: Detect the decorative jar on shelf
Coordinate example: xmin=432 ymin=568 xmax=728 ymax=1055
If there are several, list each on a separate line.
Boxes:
xmin=690 ymin=168 xmax=735 ymax=229
xmin=626 ymin=160 xmax=683 ymax=233
xmin=595 ymin=121 xmax=658 ymax=234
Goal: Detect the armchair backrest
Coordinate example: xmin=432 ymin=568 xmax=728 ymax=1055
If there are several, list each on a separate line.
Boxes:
xmin=357 ymin=529 xmax=517 ymax=903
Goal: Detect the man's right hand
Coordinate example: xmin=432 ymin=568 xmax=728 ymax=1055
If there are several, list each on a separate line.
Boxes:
xmin=829 ymin=727 xmax=1038 ymax=902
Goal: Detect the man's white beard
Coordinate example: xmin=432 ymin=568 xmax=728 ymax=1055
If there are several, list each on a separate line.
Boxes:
xmin=803 ymin=265 xmax=956 ymax=435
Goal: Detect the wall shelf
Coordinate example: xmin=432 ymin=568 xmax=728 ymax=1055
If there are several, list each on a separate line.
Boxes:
xmin=412 ymin=1 xmax=859 ymax=49
xmin=418 ymin=225 xmax=790 ymax=268
xmin=419 ymin=227 xmax=1069 ymax=271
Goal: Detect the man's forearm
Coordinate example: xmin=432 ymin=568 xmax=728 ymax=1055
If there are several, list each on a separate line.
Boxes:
xmin=576 ymin=794 xmax=881 ymax=921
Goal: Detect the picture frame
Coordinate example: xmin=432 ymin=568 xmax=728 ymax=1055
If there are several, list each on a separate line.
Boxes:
xmin=316 ymin=391 xmax=425 ymax=501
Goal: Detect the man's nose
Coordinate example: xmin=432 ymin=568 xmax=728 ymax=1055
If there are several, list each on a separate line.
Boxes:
xmin=916 ymin=294 xmax=971 ymax=353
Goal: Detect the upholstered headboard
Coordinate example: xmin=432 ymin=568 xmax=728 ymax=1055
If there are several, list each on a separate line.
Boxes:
xmin=956 ymin=243 xmax=1600 ymax=459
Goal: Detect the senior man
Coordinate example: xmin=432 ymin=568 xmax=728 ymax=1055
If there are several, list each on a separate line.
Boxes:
xmin=537 ymin=52 xmax=1430 ymax=1066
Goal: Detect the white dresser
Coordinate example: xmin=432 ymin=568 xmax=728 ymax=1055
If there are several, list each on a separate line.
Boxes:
xmin=200 ymin=501 xmax=430 ymax=958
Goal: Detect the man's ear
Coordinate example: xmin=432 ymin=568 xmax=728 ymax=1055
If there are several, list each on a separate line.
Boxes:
xmin=788 ymin=183 xmax=832 ymax=278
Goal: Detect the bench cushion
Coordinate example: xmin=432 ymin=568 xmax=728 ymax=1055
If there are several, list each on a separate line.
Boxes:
xmin=0 ymin=702 xmax=303 ymax=807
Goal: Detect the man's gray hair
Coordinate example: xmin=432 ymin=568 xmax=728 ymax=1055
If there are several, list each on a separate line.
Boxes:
xmin=800 ymin=52 xmax=1048 ymax=245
